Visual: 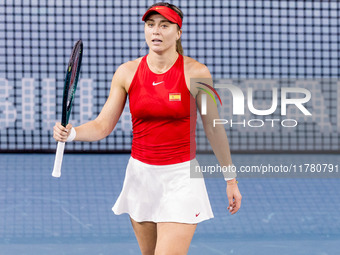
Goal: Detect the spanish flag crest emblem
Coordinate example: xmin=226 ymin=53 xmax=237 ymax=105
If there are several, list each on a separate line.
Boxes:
xmin=169 ymin=93 xmax=181 ymax=101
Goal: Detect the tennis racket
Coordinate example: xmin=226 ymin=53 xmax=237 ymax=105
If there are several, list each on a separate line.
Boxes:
xmin=52 ymin=40 xmax=83 ymax=178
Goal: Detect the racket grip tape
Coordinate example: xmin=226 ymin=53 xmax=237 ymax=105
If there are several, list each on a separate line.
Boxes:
xmin=52 ymin=141 xmax=66 ymax=178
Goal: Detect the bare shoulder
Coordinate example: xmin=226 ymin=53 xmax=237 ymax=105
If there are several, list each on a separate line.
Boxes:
xmin=183 ymin=56 xmax=212 ymax=97
xmin=112 ymin=57 xmax=143 ymax=92
xmin=116 ymin=57 xmax=143 ymax=78
xmin=183 ymin=56 xmax=212 ymax=79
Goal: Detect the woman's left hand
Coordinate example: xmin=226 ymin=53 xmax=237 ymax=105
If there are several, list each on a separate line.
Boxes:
xmin=226 ymin=181 xmax=242 ymax=215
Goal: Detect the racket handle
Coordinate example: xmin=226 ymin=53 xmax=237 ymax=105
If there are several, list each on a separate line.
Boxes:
xmin=52 ymin=141 xmax=65 ymax=178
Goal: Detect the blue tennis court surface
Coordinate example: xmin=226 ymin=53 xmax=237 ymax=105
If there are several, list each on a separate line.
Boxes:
xmin=0 ymin=154 xmax=339 ymax=254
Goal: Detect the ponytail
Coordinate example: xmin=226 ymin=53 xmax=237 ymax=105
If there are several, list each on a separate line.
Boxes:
xmin=176 ymin=37 xmax=183 ymax=55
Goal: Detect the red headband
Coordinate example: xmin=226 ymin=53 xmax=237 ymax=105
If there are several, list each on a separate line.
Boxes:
xmin=142 ymin=6 xmax=182 ymax=28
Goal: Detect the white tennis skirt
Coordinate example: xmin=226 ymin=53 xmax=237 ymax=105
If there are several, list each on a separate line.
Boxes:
xmin=112 ymin=156 xmax=214 ymax=224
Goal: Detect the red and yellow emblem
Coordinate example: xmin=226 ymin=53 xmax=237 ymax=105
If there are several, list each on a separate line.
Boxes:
xmin=169 ymin=93 xmax=181 ymax=101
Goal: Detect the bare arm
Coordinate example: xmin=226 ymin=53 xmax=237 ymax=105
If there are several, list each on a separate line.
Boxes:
xmin=197 ymin=89 xmax=233 ymax=170
xmin=186 ymin=59 xmax=242 ymax=214
xmin=74 ymin=64 xmax=128 ymax=141
xmin=53 ymin=63 xmax=129 ymax=142
xmin=189 ymin=63 xmax=233 ymax=172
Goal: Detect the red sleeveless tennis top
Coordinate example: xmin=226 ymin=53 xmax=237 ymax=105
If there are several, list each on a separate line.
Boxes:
xmin=128 ymin=54 xmax=197 ymax=165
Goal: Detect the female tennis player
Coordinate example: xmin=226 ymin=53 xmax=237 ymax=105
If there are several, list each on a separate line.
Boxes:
xmin=53 ymin=2 xmax=242 ymax=254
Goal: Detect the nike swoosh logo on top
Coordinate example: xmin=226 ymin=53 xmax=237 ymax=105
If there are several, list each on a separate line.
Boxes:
xmin=195 ymin=212 xmax=200 ymax=217
xmin=152 ymin=81 xmax=164 ymax=86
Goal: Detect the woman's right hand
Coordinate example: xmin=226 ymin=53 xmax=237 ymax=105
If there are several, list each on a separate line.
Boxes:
xmin=53 ymin=122 xmax=73 ymax=142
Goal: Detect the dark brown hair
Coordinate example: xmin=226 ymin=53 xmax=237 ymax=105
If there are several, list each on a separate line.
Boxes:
xmin=145 ymin=2 xmax=184 ymax=55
